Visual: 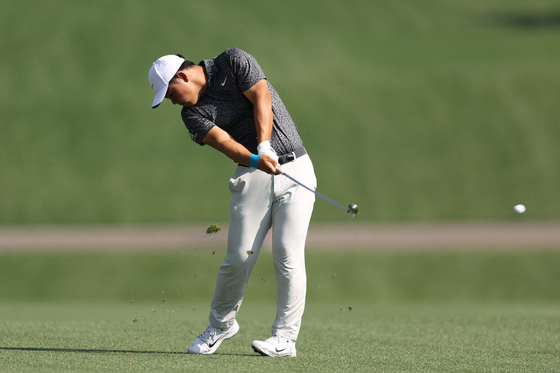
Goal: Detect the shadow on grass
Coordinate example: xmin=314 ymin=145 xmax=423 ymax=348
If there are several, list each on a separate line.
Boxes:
xmin=0 ymin=347 xmax=258 ymax=357
xmin=482 ymin=11 xmax=560 ymax=29
xmin=0 ymin=346 xmax=188 ymax=355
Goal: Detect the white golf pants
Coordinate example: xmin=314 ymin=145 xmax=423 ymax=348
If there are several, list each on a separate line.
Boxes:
xmin=209 ymin=154 xmax=316 ymax=341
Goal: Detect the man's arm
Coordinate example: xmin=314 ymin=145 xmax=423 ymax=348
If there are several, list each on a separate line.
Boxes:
xmin=242 ymin=79 xmax=279 ymax=162
xmin=202 ymin=126 xmax=279 ymax=174
xmin=242 ymin=79 xmax=273 ymax=144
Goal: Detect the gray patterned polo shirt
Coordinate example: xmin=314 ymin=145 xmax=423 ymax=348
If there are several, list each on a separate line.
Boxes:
xmin=181 ymin=48 xmax=304 ymax=155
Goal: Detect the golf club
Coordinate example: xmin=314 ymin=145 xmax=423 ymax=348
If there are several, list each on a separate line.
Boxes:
xmin=276 ymin=167 xmax=359 ymax=217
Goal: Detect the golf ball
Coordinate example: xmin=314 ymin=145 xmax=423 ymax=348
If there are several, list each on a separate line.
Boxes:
xmin=513 ymin=204 xmax=526 ymax=214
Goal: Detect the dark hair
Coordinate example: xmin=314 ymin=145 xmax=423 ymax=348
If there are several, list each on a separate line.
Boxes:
xmin=169 ymin=55 xmax=196 ymax=84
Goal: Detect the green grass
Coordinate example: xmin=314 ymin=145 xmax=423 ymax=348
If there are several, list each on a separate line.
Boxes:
xmin=0 ymin=249 xmax=559 ymax=371
xmin=1 ymin=0 xmax=560 ymax=223
xmin=1 ymin=301 xmax=559 ymax=372
xmin=1 ymin=250 xmax=560 ymax=303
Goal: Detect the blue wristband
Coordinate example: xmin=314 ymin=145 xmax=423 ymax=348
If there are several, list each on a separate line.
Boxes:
xmin=249 ymin=154 xmax=260 ymax=169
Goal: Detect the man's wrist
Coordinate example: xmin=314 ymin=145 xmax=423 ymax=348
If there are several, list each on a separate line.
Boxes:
xmin=249 ymin=154 xmax=260 ymax=169
xmin=257 ymin=141 xmax=271 ymax=154
xmin=257 ymin=141 xmax=278 ymax=161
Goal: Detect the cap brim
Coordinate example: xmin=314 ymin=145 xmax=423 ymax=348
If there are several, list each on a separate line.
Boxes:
xmin=151 ymin=85 xmax=168 ymax=109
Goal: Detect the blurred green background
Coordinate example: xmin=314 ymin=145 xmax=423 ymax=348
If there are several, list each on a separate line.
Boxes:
xmin=1 ymin=0 xmax=560 ymax=224
xmin=2 ymin=250 xmax=560 ymax=303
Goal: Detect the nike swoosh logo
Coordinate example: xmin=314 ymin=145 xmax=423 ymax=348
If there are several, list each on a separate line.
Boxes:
xmin=275 ymin=347 xmax=287 ymax=353
xmin=221 ymin=76 xmax=227 ymax=86
xmin=208 ymin=340 xmax=218 ymax=348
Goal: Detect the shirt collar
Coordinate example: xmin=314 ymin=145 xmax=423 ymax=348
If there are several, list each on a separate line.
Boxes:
xmin=199 ymin=59 xmax=216 ymax=91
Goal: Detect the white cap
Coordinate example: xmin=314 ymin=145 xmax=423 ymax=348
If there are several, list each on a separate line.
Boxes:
xmin=149 ymin=55 xmax=185 ymax=108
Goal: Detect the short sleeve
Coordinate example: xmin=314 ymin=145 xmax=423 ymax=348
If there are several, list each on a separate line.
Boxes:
xmin=226 ymin=48 xmax=267 ymax=92
xmin=181 ymin=109 xmax=215 ymax=146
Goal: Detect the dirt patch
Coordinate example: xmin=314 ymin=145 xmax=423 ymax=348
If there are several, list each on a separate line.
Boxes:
xmin=1 ymin=222 xmax=559 ymax=252
xmin=305 ymin=221 xmax=560 ymax=251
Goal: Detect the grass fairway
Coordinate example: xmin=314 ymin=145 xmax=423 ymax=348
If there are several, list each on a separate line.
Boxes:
xmin=1 ymin=301 xmax=558 ymax=372
xmin=1 ymin=249 xmax=559 ymax=371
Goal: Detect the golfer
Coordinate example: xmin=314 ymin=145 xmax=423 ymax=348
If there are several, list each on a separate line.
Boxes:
xmin=149 ymin=48 xmax=316 ymax=357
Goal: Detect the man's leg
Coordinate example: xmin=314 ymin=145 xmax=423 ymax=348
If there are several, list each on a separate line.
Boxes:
xmin=251 ymin=155 xmax=315 ymax=357
xmin=190 ymin=166 xmax=274 ymax=354
xmin=270 ymin=155 xmax=316 ymax=341
xmin=209 ymin=166 xmax=274 ymax=329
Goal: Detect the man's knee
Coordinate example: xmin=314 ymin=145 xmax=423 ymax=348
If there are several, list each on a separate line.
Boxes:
xmin=222 ymin=252 xmax=257 ymax=273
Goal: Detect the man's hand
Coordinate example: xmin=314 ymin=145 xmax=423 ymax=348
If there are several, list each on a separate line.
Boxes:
xmin=258 ymin=154 xmax=281 ymax=175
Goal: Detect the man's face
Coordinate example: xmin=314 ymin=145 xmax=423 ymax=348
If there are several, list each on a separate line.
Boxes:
xmin=165 ymin=73 xmax=199 ymax=107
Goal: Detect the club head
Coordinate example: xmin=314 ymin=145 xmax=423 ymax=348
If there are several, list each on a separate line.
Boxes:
xmin=348 ymin=203 xmax=359 ymax=217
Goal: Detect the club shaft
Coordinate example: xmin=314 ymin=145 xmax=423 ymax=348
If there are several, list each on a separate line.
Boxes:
xmin=278 ymin=170 xmax=350 ymax=213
